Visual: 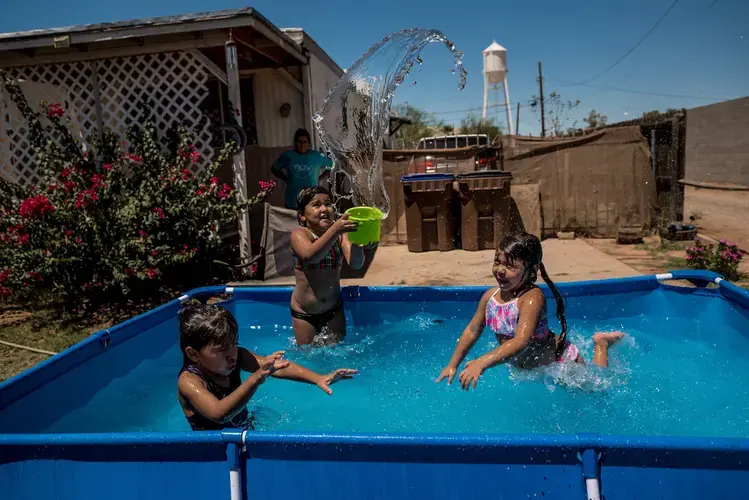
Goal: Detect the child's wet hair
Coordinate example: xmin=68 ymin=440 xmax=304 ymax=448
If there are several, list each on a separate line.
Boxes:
xmin=178 ymin=303 xmax=238 ymax=364
xmin=296 ymin=186 xmax=333 ymax=226
xmin=497 ymin=232 xmax=568 ymax=358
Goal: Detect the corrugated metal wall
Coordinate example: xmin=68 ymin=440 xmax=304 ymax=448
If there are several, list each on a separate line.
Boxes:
xmin=253 ymin=70 xmax=305 ymax=148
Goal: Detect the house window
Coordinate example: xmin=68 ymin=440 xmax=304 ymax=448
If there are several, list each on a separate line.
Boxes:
xmin=202 ymin=77 xmax=258 ymax=148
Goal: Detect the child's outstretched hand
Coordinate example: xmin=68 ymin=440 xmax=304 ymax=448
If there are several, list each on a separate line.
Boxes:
xmin=333 ymin=213 xmax=358 ymax=234
xmin=458 ymin=360 xmax=484 ymax=390
xmin=435 ymin=365 xmax=457 ymax=385
xmin=315 ymin=368 xmax=358 ymax=395
xmin=258 ymin=351 xmax=290 ymax=380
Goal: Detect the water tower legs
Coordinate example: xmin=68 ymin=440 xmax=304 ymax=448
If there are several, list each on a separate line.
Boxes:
xmin=503 ymin=77 xmax=514 ymax=136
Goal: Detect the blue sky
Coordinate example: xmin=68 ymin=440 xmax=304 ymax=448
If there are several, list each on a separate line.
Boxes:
xmin=2 ymin=0 xmax=747 ymax=135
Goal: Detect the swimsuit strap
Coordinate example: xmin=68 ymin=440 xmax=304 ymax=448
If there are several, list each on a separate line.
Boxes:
xmin=485 ymin=286 xmax=551 ymax=340
xmin=180 ymin=363 xmax=250 ymax=431
xmin=293 ymin=229 xmax=343 ymax=271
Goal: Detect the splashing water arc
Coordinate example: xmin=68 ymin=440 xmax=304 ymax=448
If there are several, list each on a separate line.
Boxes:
xmin=313 ymin=29 xmax=467 ymax=218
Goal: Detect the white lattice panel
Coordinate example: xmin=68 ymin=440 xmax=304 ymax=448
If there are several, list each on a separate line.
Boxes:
xmin=1 ymin=62 xmax=97 ymax=185
xmin=96 ymin=52 xmax=214 ymax=173
xmin=0 ymin=51 xmax=215 ymax=186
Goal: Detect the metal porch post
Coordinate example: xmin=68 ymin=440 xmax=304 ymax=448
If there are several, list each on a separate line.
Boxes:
xmin=225 ymin=38 xmax=252 ymax=265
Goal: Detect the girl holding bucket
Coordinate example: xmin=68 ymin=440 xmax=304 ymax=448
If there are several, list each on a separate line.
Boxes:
xmin=290 ymin=186 xmax=380 ymax=346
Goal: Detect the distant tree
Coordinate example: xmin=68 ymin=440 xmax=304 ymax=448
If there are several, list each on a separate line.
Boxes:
xmin=459 ymin=114 xmax=502 ymax=141
xmin=391 ymin=104 xmax=447 ymax=148
xmin=442 ymin=124 xmax=455 ymax=135
xmin=641 ymin=108 xmax=681 ymax=124
xmin=530 ymin=91 xmax=581 ymax=137
xmin=564 ymin=127 xmax=584 ymax=137
xmin=583 ymin=109 xmax=608 ymax=129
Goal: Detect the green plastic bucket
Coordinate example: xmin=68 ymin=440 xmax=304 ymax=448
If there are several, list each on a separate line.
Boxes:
xmin=345 ymin=206 xmax=384 ymax=245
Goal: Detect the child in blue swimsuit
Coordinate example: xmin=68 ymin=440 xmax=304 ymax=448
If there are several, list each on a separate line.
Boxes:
xmin=177 ymin=303 xmax=357 ymax=430
xmin=290 ymin=186 xmax=377 ymax=346
xmin=437 ymin=232 xmax=625 ymax=390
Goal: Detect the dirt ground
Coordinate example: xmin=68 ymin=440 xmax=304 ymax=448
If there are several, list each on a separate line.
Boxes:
xmin=684 ymin=186 xmax=749 ymax=251
xmin=343 ymin=239 xmax=640 ymax=286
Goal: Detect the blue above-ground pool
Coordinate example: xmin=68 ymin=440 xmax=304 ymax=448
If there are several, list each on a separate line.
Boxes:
xmin=1 ymin=270 xmax=749 ymax=500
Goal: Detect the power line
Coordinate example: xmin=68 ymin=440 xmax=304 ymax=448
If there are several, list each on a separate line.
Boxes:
xmin=549 ymin=79 xmax=732 ymax=101
xmin=430 ymin=100 xmax=532 ymax=116
xmin=574 ymin=0 xmax=680 ymax=85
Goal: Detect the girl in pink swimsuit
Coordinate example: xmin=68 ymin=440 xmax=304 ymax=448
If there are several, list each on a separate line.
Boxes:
xmin=437 ymin=232 xmax=625 ymax=390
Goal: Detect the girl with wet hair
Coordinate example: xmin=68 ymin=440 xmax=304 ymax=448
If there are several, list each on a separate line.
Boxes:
xmin=437 ymin=232 xmax=625 ymax=390
xmin=289 ymin=186 xmax=377 ymax=346
xmin=177 ymin=303 xmax=357 ymax=430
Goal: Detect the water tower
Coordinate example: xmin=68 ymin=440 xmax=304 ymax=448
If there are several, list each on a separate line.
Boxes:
xmin=483 ymin=41 xmax=514 ymax=135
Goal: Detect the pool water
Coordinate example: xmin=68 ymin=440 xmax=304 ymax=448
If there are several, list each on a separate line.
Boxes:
xmin=8 ymin=288 xmax=749 ymax=438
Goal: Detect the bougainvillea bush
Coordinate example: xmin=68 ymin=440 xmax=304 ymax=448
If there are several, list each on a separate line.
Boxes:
xmin=685 ymin=238 xmax=743 ymax=281
xmin=0 ymin=71 xmax=274 ymax=310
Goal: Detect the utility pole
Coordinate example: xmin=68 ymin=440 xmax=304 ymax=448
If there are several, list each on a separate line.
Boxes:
xmin=515 ymin=102 xmax=520 ymax=135
xmin=537 ymin=61 xmax=546 ymax=138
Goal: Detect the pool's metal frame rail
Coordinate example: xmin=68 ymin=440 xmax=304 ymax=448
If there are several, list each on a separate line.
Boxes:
xmin=2 ymin=269 xmax=749 ymax=500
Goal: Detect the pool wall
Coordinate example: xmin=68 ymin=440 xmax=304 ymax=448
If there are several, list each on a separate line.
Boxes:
xmin=2 ymin=270 xmax=749 ymax=500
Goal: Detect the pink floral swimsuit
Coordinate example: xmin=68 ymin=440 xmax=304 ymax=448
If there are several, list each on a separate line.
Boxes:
xmin=484 ymin=288 xmax=579 ymax=363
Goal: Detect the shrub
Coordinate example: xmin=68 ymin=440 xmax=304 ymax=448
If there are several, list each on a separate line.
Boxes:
xmin=685 ymin=238 xmax=743 ymax=281
xmin=0 ymin=70 xmax=274 ymax=310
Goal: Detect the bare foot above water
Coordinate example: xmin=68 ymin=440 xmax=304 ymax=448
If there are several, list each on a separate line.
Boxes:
xmin=593 ymin=331 xmax=626 ymax=346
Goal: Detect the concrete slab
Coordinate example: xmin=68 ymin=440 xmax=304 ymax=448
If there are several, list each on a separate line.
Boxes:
xmin=233 ymin=239 xmax=640 ymax=287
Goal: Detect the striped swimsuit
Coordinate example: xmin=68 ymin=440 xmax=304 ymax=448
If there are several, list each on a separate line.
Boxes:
xmin=290 ymin=229 xmax=344 ymax=329
xmin=293 ymin=230 xmax=343 ymax=271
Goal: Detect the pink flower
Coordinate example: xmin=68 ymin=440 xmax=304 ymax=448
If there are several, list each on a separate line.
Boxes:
xmin=139 ymin=229 xmax=149 ymax=238
xmin=19 ymin=195 xmax=55 ymax=219
xmin=122 ymin=153 xmax=143 ymax=163
xmin=46 ymin=103 xmax=65 ymax=118
xmin=190 ymin=150 xmax=200 ymax=164
xmin=146 ymin=268 xmax=158 ymax=279
xmin=217 ymin=184 xmax=233 ymax=200
xmin=258 ymin=180 xmax=276 ymax=191
xmin=75 ymin=189 xmax=99 ymax=209
xmin=151 ymin=207 xmax=165 ymax=219
xmin=26 ymin=271 xmax=43 ymax=281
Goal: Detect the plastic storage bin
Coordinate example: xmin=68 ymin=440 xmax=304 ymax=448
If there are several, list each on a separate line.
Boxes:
xmin=456 ymin=171 xmax=513 ymax=251
xmin=401 ymin=173 xmax=456 ymax=252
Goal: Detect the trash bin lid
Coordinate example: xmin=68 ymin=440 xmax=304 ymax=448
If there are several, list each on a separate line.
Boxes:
xmin=456 ymin=171 xmax=513 ymax=180
xmin=401 ymin=173 xmax=456 ymax=182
